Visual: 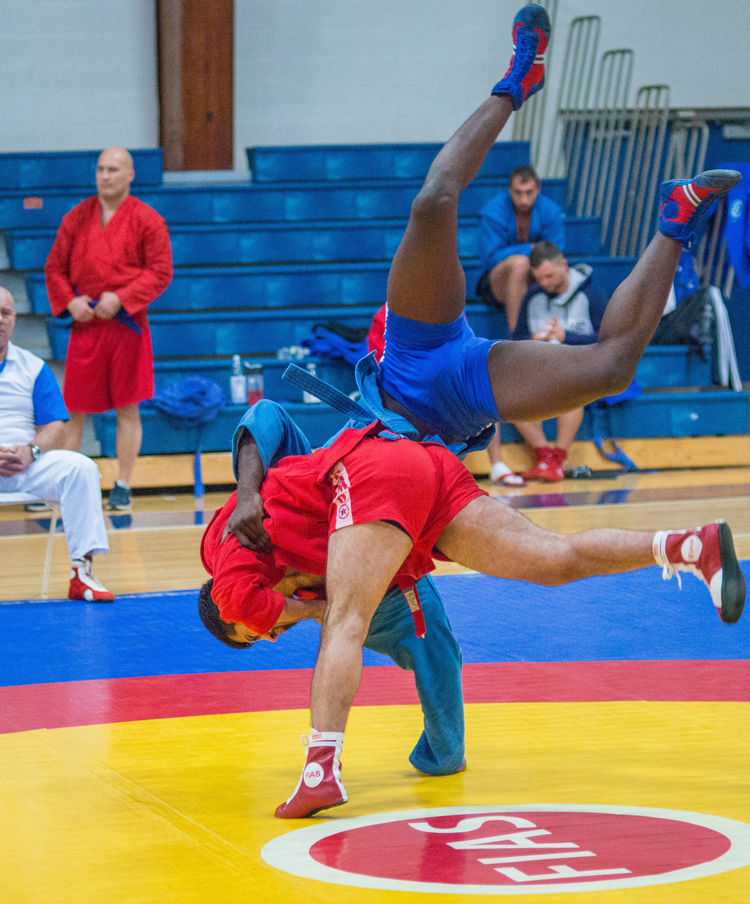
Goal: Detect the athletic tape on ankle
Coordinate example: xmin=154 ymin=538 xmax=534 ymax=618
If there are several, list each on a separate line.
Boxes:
xmin=308 ymin=730 xmax=345 ymax=748
xmin=652 ymin=531 xmax=668 ymax=565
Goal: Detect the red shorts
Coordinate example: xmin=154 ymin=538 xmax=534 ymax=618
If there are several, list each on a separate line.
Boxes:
xmin=262 ymin=434 xmax=487 ymax=583
xmin=63 ymin=318 xmax=154 ymax=413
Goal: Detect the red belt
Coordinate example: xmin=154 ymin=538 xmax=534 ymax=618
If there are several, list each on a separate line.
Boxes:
xmin=396 ymin=579 xmax=427 ymax=638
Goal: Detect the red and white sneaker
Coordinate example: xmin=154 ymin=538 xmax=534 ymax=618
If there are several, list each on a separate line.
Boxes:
xmin=653 ymin=520 xmax=745 ymax=624
xmin=522 ymin=447 xmax=566 ymax=482
xmin=275 ymin=731 xmax=348 ymax=819
xmin=68 ymin=557 xmax=115 ymax=603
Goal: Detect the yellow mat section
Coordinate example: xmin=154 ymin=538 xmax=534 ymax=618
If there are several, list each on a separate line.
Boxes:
xmin=2 ymin=702 xmax=749 ymax=903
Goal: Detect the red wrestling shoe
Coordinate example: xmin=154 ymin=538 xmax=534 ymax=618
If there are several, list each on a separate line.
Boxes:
xmin=492 ymin=4 xmax=551 ymax=110
xmin=522 ymin=447 xmax=565 ymax=482
xmin=658 ymin=170 xmax=741 ymax=250
xmin=275 ymin=732 xmax=348 ymax=819
xmin=653 ymin=520 xmax=745 ymax=624
xmin=549 ymin=447 xmax=567 ymax=480
xmin=69 ymin=557 xmax=115 ymax=603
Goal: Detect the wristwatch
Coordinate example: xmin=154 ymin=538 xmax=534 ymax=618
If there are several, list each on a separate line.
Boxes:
xmin=29 ymin=443 xmax=42 ymax=461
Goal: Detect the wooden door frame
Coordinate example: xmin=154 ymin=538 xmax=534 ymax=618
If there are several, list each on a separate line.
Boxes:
xmin=157 ymin=0 xmax=234 ymax=171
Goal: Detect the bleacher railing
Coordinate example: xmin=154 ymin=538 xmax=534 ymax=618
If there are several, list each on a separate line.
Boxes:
xmin=571 ymin=49 xmax=633 ymax=236
xmin=662 ymin=119 xmax=735 ymax=297
xmin=609 ymin=85 xmax=671 ymax=258
xmin=543 ymin=15 xmax=600 ymax=182
xmin=538 ymin=11 xmax=739 ymax=301
xmin=512 ymin=0 xmax=558 ymax=165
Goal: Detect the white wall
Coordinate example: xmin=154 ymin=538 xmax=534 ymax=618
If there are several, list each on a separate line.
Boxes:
xmin=234 ymin=0 xmax=750 ymax=166
xmin=0 ymin=0 xmax=747 ymax=164
xmin=0 ymin=0 xmax=159 ymax=152
xmin=233 ymin=0 xmax=520 ymax=160
xmin=555 ymin=0 xmax=749 ymax=111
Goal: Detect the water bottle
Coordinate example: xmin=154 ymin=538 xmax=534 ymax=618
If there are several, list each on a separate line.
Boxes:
xmin=303 ymin=361 xmax=320 ymax=404
xmin=277 ymin=345 xmax=310 ymax=361
xmin=230 ymin=354 xmax=246 ymax=404
xmin=244 ymin=362 xmax=264 ymax=405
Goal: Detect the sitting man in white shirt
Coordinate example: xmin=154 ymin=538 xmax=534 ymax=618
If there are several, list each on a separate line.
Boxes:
xmin=0 ymin=286 xmax=114 ymax=601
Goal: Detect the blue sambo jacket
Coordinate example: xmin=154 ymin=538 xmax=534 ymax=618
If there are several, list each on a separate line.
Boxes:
xmin=480 ymin=190 xmax=565 ymax=273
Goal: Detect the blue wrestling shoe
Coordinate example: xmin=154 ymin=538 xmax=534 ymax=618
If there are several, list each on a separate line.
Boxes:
xmin=492 ymin=4 xmax=551 ymax=110
xmin=658 ymin=169 xmax=741 ymax=250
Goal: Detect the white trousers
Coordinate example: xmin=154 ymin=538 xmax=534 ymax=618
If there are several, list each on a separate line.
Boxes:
xmin=0 ymin=450 xmax=109 ymax=560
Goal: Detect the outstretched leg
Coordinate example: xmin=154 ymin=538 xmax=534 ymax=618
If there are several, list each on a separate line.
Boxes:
xmin=387 ymin=5 xmax=550 ymax=325
xmin=437 ymin=495 xmax=654 ymax=584
xmin=436 ymin=497 xmax=745 ymax=624
xmin=489 ymin=170 xmax=741 ymax=423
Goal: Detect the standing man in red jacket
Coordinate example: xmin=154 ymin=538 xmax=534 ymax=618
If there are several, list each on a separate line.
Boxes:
xmin=45 ymin=147 xmax=173 ymax=510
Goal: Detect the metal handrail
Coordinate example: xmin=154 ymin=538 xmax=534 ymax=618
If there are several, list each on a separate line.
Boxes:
xmin=529 ymin=17 xmax=738 ymax=297
xmin=663 ymin=121 xmax=736 ymax=296
xmin=577 ymin=49 xmax=633 ymax=230
xmin=663 ymin=119 xmax=709 ymax=180
xmin=609 ymin=85 xmax=670 ymax=257
xmin=544 ymin=15 xmax=601 ymax=179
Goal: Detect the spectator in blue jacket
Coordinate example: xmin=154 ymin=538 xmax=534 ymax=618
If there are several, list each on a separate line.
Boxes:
xmin=477 ymin=164 xmax=565 ymax=331
xmin=511 ymin=241 xmax=609 ymax=482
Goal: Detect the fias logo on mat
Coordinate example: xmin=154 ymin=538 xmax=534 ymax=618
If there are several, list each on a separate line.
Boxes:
xmin=262 ymin=804 xmax=750 ymax=894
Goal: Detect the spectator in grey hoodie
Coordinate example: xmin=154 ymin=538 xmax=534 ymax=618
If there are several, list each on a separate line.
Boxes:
xmin=510 ymin=241 xmax=610 ymax=482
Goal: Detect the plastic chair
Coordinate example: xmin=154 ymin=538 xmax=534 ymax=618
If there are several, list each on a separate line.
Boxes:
xmin=0 ymin=492 xmax=59 ymax=597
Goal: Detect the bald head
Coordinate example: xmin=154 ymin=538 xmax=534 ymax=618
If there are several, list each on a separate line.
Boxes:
xmin=99 ymin=147 xmax=133 ymax=170
xmin=0 ymin=286 xmax=16 ymax=362
xmin=96 ymin=147 xmax=134 ymax=207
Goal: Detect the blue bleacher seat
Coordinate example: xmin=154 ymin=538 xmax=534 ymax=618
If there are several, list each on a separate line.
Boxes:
xmin=46 ymin=305 xmax=382 ymax=360
xmin=92 ymin=402 xmax=352 ymax=457
xmin=29 ymin=263 xmax=392 ymax=315
xmin=0 ymin=177 xmax=568 ymax=229
xmin=153 ymin=356 xmax=357 ymax=403
xmin=634 ymin=346 xmax=713 ymax=389
xmin=8 ymin=214 xmax=603 ymax=271
xmin=247 ymin=142 xmax=531 ymax=183
xmin=151 ymin=346 xmax=703 ymax=404
xmin=90 ymin=385 xmax=749 ymax=459
xmin=46 ymin=302 xmax=708 ymax=369
xmin=46 ymin=303 xmax=508 ymax=360
xmin=501 ymin=389 xmax=749 ymax=443
xmin=0 ymin=149 xmax=162 ymax=190
xmin=28 ymin=256 xmax=633 ymax=317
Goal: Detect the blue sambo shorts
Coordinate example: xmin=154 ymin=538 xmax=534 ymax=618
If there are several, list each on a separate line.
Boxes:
xmin=378 ymin=309 xmax=500 ymax=439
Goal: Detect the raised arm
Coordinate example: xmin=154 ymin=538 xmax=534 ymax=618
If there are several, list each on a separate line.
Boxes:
xmin=224 ymin=400 xmax=312 ymax=550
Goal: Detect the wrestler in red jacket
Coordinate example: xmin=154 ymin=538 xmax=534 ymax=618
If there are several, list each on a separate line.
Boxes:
xmin=200 ymin=415 xmax=744 ymax=819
